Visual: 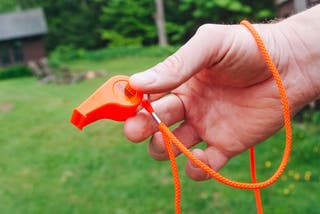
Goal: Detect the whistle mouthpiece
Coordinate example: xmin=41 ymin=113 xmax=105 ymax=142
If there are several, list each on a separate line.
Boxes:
xmin=70 ymin=75 xmax=143 ymax=130
xmin=70 ymin=109 xmax=87 ymax=130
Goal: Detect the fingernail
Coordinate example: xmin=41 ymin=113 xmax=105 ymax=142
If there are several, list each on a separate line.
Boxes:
xmin=131 ymin=70 xmax=156 ymax=86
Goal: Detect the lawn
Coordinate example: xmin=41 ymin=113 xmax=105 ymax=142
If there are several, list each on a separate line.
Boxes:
xmin=0 ymin=47 xmax=319 ymax=213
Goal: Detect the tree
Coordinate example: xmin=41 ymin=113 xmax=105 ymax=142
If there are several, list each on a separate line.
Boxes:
xmin=154 ymin=0 xmax=168 ymax=47
xmin=100 ymin=0 xmax=157 ymax=46
xmin=2 ymin=0 xmax=275 ymax=50
xmin=17 ymin=0 xmax=106 ymax=51
xmin=165 ymin=0 xmax=274 ymax=43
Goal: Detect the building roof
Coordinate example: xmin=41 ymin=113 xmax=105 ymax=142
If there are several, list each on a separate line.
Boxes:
xmin=0 ymin=8 xmax=48 ymax=42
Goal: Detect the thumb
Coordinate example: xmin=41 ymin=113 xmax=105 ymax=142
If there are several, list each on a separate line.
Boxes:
xmin=129 ymin=24 xmax=230 ymax=93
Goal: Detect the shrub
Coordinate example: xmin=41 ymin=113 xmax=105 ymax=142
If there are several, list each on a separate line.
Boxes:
xmin=101 ymin=31 xmax=143 ymax=47
xmin=48 ymin=45 xmax=87 ymax=68
xmin=0 ymin=65 xmax=33 ymax=80
xmin=48 ymin=45 xmax=178 ymax=63
xmin=49 ymin=45 xmax=85 ymax=60
xmin=83 ymin=46 xmax=176 ymax=61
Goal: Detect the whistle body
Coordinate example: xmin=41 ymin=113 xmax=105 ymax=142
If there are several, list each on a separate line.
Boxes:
xmin=70 ymin=75 xmax=143 ymax=130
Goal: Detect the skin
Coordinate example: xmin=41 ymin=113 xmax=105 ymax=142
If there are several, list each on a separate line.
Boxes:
xmin=124 ymin=5 xmax=320 ymax=181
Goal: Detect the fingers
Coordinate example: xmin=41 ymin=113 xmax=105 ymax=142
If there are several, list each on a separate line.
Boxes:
xmin=148 ymin=121 xmax=201 ymax=160
xmin=124 ymin=94 xmax=184 ymax=142
xmin=129 ymin=24 xmax=230 ymax=93
xmin=147 ymin=120 xmax=231 ymax=181
xmin=185 ymin=146 xmax=230 ymax=181
xmin=148 ymin=92 xmax=168 ymax=102
xmin=185 ymin=149 xmax=210 ymax=181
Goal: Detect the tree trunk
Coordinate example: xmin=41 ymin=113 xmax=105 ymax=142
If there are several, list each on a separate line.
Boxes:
xmin=154 ymin=0 xmax=168 ymax=47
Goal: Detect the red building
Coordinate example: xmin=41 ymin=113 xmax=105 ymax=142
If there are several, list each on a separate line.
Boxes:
xmin=0 ymin=8 xmax=48 ymax=67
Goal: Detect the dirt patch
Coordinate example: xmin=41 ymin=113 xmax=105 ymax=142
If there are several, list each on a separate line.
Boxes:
xmin=0 ymin=103 xmax=14 ymax=112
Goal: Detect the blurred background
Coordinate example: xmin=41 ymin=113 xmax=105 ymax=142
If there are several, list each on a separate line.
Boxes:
xmin=0 ymin=0 xmax=319 ymax=213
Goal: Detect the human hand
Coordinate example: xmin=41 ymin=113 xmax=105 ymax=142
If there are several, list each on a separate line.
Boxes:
xmin=124 ymin=7 xmax=320 ymax=181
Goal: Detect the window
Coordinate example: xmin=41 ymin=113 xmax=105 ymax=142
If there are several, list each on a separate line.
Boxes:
xmin=0 ymin=40 xmax=24 ymax=66
xmin=0 ymin=43 xmax=11 ymax=66
xmin=12 ymin=41 xmax=24 ymax=63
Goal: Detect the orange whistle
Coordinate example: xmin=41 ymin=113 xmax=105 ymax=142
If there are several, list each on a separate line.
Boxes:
xmin=70 ymin=75 xmax=143 ymax=130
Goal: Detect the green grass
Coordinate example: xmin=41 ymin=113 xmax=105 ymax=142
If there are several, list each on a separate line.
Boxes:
xmin=0 ymin=48 xmax=319 ymax=213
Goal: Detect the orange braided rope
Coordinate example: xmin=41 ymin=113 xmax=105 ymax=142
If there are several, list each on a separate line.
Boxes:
xmin=143 ymin=20 xmax=292 ymax=214
xmin=163 ymin=131 xmax=181 ymax=214
xmin=250 ymin=147 xmax=264 ymax=214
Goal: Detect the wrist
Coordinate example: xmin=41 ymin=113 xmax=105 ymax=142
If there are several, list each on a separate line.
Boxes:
xmin=277 ymin=5 xmax=320 ymax=114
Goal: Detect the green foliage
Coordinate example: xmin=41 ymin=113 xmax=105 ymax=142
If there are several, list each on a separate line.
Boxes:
xmin=165 ymin=0 xmax=274 ymax=41
xmin=0 ymin=65 xmax=33 ymax=80
xmin=99 ymin=0 xmax=274 ymax=46
xmin=0 ymin=0 xmax=19 ymax=13
xmin=256 ymin=9 xmax=274 ymax=19
xmin=49 ymin=45 xmax=176 ymax=64
xmin=101 ymin=31 xmax=142 ymax=47
xmin=3 ymin=0 xmax=275 ymax=50
xmin=47 ymin=45 xmax=176 ymax=75
xmin=100 ymin=0 xmax=157 ymax=46
xmin=241 ymin=0 xmax=275 ymax=21
xmin=17 ymin=0 xmax=106 ymax=51
xmin=82 ymin=46 xmax=176 ymax=61
xmin=311 ymin=111 xmax=320 ymax=123
xmin=48 ymin=45 xmax=86 ymax=67
xmin=165 ymin=22 xmax=185 ymax=44
xmin=299 ymin=109 xmax=320 ymax=124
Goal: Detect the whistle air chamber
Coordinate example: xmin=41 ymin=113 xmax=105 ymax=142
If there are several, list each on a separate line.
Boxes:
xmin=70 ymin=75 xmax=143 ymax=130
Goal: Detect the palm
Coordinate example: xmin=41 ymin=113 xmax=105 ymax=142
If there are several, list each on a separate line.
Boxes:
xmin=175 ymin=69 xmax=283 ymax=160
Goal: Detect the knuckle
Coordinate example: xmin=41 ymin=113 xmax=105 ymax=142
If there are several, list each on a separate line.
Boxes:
xmin=196 ymin=23 xmax=214 ymax=35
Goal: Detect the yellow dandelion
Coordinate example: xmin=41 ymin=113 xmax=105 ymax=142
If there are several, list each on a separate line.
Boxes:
xmin=293 ymin=172 xmax=300 ymax=181
xmin=283 ymin=188 xmax=290 ymax=195
xmin=289 ymin=183 xmax=295 ymax=190
xmin=304 ymin=171 xmax=312 ymax=181
xmin=265 ymin=161 xmax=272 ymax=168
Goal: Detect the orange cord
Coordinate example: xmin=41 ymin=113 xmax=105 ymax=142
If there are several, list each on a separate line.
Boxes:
xmin=144 ymin=20 xmax=292 ymax=214
xmin=250 ymin=147 xmax=264 ymax=214
xmin=163 ymin=130 xmax=181 ymax=214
